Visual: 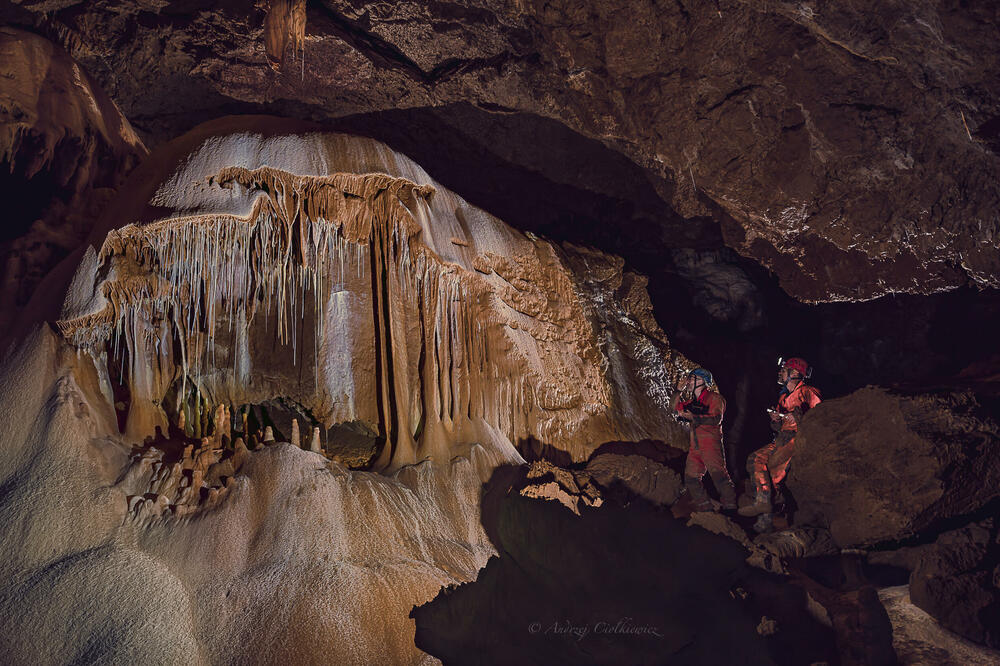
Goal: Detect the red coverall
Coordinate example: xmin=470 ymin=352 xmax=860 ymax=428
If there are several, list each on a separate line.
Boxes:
xmin=749 ymin=382 xmax=822 ymax=493
xmin=676 ymin=390 xmax=735 ymax=504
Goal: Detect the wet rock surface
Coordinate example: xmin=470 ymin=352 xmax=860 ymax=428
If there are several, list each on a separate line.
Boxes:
xmin=788 ymin=386 xmax=1000 ymax=547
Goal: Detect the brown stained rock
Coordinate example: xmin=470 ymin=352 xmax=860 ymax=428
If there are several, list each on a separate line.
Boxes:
xmin=263 ymin=0 xmax=307 ymax=70
xmin=9 ymin=2 xmax=1000 ymax=301
xmin=909 ymin=519 xmax=1000 ymax=648
xmin=232 ymin=437 xmax=249 ymax=469
xmin=787 ymin=387 xmax=1000 ymax=547
xmin=521 ymin=461 xmax=604 ymax=515
xmin=790 ymin=574 xmax=897 ymax=666
xmin=520 ymin=480 xmax=582 ymax=515
xmin=586 ymin=453 xmax=682 ymax=507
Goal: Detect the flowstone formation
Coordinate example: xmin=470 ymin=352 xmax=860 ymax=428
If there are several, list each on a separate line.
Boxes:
xmin=0 ymin=118 xmax=690 ymax=663
xmin=55 ymin=117 xmax=686 ymax=467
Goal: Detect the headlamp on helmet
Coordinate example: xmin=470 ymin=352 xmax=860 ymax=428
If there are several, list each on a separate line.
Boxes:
xmin=777 ymin=357 xmax=812 ymax=379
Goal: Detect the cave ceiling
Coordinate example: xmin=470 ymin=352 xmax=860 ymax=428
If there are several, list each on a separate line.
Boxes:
xmin=3 ymin=0 xmax=998 ymax=304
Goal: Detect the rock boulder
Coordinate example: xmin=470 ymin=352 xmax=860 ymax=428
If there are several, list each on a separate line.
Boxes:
xmin=909 ymin=519 xmax=1000 ymax=648
xmin=787 ymin=387 xmax=1000 ymax=547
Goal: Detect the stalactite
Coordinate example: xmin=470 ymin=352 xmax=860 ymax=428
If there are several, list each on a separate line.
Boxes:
xmin=55 ymin=162 xmax=683 ymax=470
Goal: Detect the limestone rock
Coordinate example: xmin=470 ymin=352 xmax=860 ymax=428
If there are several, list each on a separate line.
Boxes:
xmin=520 ymin=461 xmax=603 ymax=515
xmin=787 ymin=387 xmax=1000 ymax=547
xmin=0 ymin=27 xmax=146 ymax=323
xmin=879 ymin=585 xmax=1000 ymax=665
xmin=10 ymin=2 xmax=1000 ymax=301
xmin=909 ymin=520 xmax=1000 ymax=648
xmin=54 ymin=118 xmax=691 ymax=465
xmin=0 ymin=119 xmax=697 ymax=664
xmin=585 ymin=453 xmax=682 ymax=507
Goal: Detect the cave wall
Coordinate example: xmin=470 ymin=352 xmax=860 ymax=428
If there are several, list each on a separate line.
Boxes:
xmin=0 ymin=27 xmax=146 ymax=323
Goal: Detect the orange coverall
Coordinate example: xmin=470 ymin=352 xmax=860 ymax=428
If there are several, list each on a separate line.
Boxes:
xmin=749 ymin=382 xmax=822 ymax=492
xmin=676 ymin=390 xmax=733 ymax=487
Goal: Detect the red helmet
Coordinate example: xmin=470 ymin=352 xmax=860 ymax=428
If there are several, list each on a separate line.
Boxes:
xmin=780 ymin=357 xmax=811 ymax=377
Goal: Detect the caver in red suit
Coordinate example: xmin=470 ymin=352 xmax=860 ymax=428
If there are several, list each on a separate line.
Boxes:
xmin=674 ymin=368 xmax=737 ymax=512
xmin=739 ymin=357 xmax=822 ymax=532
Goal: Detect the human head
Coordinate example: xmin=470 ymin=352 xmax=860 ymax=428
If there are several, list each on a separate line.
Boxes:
xmin=687 ymin=368 xmax=713 ymax=393
xmin=777 ymin=357 xmax=811 ymax=386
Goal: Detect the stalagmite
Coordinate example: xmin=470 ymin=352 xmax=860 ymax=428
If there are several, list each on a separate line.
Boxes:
xmin=309 ymin=427 xmax=322 ymax=453
xmin=212 ymin=404 xmax=230 ymax=448
xmin=290 ymin=419 xmax=300 ymax=448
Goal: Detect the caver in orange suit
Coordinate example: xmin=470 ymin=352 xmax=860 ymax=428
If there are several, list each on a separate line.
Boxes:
xmin=676 ymin=383 xmax=737 ymax=511
xmin=739 ymin=356 xmax=822 ymax=531
xmin=748 ymin=381 xmax=822 ymax=493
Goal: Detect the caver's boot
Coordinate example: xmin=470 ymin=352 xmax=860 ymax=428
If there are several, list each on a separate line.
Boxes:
xmin=711 ymin=472 xmax=738 ymax=512
xmin=685 ymin=476 xmax=713 ymax=512
xmin=738 ymin=489 xmax=772 ymax=517
xmin=752 ymin=512 xmax=774 ymax=534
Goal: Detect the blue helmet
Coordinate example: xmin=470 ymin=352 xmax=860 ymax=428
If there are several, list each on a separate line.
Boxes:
xmin=689 ymin=368 xmax=713 ymax=386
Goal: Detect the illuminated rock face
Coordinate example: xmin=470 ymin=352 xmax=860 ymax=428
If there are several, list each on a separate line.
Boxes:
xmin=0 ymin=118 xmax=689 ymax=663
xmin=56 ymin=117 xmax=687 ymax=468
